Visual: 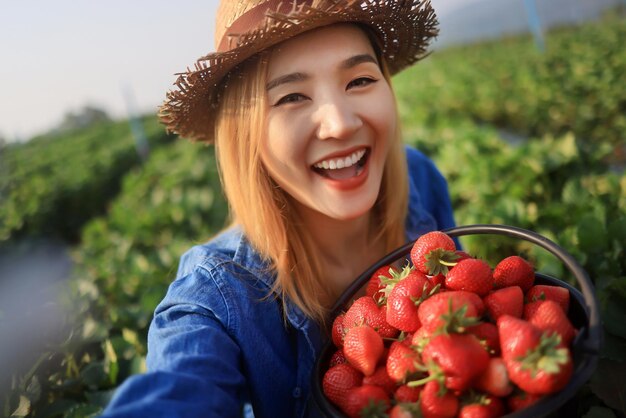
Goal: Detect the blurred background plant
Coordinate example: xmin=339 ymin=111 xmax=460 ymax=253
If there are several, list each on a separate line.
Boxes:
xmin=1 ymin=2 xmax=624 ymax=417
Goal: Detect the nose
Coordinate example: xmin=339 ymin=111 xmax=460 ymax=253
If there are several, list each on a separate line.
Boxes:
xmin=314 ymin=97 xmax=362 ymax=141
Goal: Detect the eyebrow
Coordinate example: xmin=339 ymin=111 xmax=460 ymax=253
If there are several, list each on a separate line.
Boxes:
xmin=266 ymin=53 xmax=379 ymax=91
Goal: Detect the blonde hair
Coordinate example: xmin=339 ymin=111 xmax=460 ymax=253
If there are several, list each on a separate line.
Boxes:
xmin=214 ymin=38 xmax=408 ymax=325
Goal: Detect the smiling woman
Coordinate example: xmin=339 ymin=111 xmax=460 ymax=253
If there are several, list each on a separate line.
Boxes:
xmin=100 ymin=1 xmax=456 ymax=418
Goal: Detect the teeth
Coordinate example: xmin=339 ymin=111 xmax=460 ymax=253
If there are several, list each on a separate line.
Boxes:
xmin=314 ymin=149 xmax=366 ymax=170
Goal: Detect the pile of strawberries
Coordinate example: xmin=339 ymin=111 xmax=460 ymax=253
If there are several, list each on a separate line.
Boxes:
xmin=322 ymin=231 xmax=577 ymax=418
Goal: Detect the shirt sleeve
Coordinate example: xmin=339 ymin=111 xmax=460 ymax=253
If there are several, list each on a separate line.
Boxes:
xmin=100 ymin=269 xmax=246 ymax=418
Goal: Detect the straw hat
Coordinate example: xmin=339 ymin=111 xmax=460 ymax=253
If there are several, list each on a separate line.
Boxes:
xmin=159 ymin=0 xmax=439 ymax=142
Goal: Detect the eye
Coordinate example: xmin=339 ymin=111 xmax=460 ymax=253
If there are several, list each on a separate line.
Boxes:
xmin=347 ymin=77 xmax=377 ymax=90
xmin=273 ymin=93 xmax=308 ymax=107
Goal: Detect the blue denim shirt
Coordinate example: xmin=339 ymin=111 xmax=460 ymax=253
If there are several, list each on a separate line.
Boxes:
xmin=100 ymin=146 xmax=456 ymax=418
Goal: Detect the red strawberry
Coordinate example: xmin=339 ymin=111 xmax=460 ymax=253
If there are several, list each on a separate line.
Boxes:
xmin=493 ymin=255 xmax=535 ymax=292
xmin=525 ymin=285 xmax=570 ymax=313
xmin=394 ymin=384 xmax=422 ymax=402
xmin=332 ymin=313 xmax=346 ymax=348
xmin=506 ymin=347 xmax=573 ymax=395
xmin=410 ymin=326 xmax=432 ymax=354
xmin=474 ymin=357 xmax=514 ymax=397
xmin=363 ymin=365 xmax=397 ymax=395
xmin=458 ymin=394 xmax=505 ymax=418
xmin=445 ymin=258 xmax=493 ymax=297
xmin=497 ymin=316 xmax=573 ymax=395
xmin=422 ymin=333 xmax=490 ymax=392
xmin=343 ymin=325 xmax=384 ymax=376
xmin=467 ymin=322 xmax=500 ymax=356
xmin=420 ymin=381 xmax=459 ymax=418
xmin=386 ymin=267 xmax=435 ymax=332
xmin=418 ymin=291 xmax=482 ymax=333
xmin=507 ymin=391 xmax=541 ymax=411
xmin=343 ymin=296 xmax=399 ymax=339
xmin=329 ymin=349 xmax=347 ymax=367
xmin=322 ymin=363 xmax=363 ymax=407
xmin=386 ymin=340 xmax=423 ymax=384
xmin=483 ymin=286 xmax=524 ymax=321
xmin=497 ymin=315 xmax=543 ymax=361
xmin=522 ymin=300 xmax=543 ymax=320
xmin=340 ymin=385 xmax=390 ymax=418
xmin=389 ymin=403 xmax=422 ymax=418
xmin=366 ymin=265 xmax=397 ymax=303
xmin=527 ymin=300 xmax=576 ymax=347
xmin=411 ymin=231 xmax=458 ymax=276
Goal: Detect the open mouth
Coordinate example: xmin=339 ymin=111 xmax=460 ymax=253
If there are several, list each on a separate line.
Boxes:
xmin=311 ymin=148 xmax=370 ymax=180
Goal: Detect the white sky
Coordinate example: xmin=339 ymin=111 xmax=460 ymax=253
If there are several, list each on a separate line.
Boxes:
xmin=0 ymin=0 xmax=479 ymax=141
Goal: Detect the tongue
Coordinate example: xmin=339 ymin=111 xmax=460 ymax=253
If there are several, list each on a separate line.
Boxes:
xmin=323 ymin=165 xmax=358 ymax=180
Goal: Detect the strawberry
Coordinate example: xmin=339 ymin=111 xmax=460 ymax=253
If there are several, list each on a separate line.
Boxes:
xmin=466 ymin=322 xmax=500 ymax=356
xmin=340 ymin=385 xmax=390 ymax=418
xmin=458 ymin=394 xmax=505 ymax=418
xmin=506 ymin=347 xmax=573 ymax=395
xmin=493 ymin=255 xmax=535 ymax=292
xmin=363 ymin=365 xmax=397 ymax=395
xmin=343 ymin=296 xmax=399 ymax=339
xmin=506 ymin=391 xmax=541 ymax=412
xmin=322 ymin=363 xmax=363 ymax=407
xmin=366 ymin=265 xmax=397 ymax=303
xmin=527 ymin=300 xmax=576 ymax=347
xmin=483 ymin=286 xmax=524 ymax=321
xmin=497 ymin=315 xmax=542 ymax=361
xmin=522 ymin=300 xmax=543 ymax=320
xmin=525 ymin=285 xmax=570 ymax=313
xmin=386 ymin=340 xmax=423 ymax=384
xmin=497 ymin=315 xmax=573 ymax=395
xmin=418 ymin=291 xmax=482 ymax=333
xmin=329 ymin=349 xmax=347 ymax=367
xmin=421 ymin=333 xmax=490 ymax=392
xmin=411 ymin=231 xmax=458 ymax=276
xmin=420 ymin=380 xmax=459 ymax=418
xmin=332 ymin=313 xmax=346 ymax=347
xmin=474 ymin=357 xmax=514 ymax=397
xmin=386 ymin=267 xmax=435 ymax=332
xmin=394 ymin=384 xmax=422 ymax=402
xmin=445 ymin=258 xmax=494 ymax=297
xmin=410 ymin=326 xmax=432 ymax=354
xmin=343 ymin=325 xmax=385 ymax=376
xmin=389 ymin=403 xmax=421 ymax=418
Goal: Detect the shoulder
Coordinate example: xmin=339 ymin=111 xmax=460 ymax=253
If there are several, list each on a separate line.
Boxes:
xmin=404 ymin=144 xmax=446 ymax=184
xmin=176 ymin=226 xmax=271 ymax=281
xmin=159 ymin=227 xmax=274 ymax=325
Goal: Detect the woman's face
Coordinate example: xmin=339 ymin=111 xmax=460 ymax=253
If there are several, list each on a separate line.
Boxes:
xmin=261 ymin=24 xmax=397 ymax=221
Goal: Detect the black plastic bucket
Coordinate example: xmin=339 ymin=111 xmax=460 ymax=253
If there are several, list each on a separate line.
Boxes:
xmin=311 ymin=224 xmax=602 ymax=418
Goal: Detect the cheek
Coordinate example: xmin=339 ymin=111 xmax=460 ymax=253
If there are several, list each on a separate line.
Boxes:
xmin=262 ymin=116 xmax=306 ymax=175
xmin=368 ymin=91 xmax=397 ymax=144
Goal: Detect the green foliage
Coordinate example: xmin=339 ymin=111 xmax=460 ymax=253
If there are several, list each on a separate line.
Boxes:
xmin=394 ymin=15 xmax=626 ymax=158
xmin=2 ymin=140 xmax=228 ymax=417
xmin=0 ymin=116 xmax=173 ymax=243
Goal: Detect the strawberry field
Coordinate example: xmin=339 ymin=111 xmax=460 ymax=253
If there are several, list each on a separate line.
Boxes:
xmin=2 ymin=12 xmax=625 ymax=418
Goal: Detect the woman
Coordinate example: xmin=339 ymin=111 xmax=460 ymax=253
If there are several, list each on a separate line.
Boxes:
xmin=102 ymin=1 xmax=455 ymax=417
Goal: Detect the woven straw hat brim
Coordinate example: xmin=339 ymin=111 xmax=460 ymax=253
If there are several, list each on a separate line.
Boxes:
xmin=159 ymin=0 xmax=439 ymax=142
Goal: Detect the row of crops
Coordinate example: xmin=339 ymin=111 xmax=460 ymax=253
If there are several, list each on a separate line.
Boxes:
xmin=2 ymin=12 xmax=625 ymax=418
xmin=0 ymin=116 xmax=173 ymax=243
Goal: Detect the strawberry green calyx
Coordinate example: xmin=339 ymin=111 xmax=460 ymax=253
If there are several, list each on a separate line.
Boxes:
xmin=360 ymin=399 xmax=389 ymax=418
xmin=435 ymin=300 xmax=481 ymax=335
xmin=518 ymin=333 xmax=569 ymax=376
xmin=406 ymin=361 xmax=444 ymax=389
xmin=410 ymin=283 xmax=440 ymax=307
xmin=425 ymin=249 xmax=460 ymax=276
xmin=378 ymin=264 xmax=412 ymax=304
